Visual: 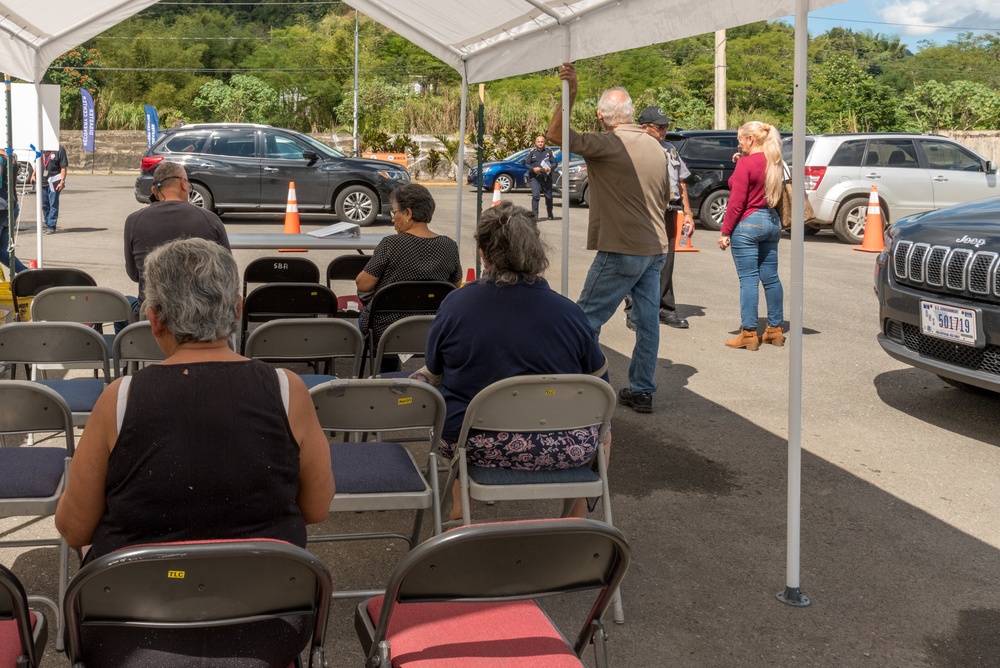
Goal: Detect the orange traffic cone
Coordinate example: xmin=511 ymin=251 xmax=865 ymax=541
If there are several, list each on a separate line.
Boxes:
xmin=491 ymin=180 xmax=502 ymax=206
xmin=854 ymin=185 xmax=884 ymax=253
xmin=461 ymin=267 xmax=476 ymax=287
xmin=279 ymin=181 xmax=306 ymax=252
xmin=673 ymin=211 xmax=699 ymax=252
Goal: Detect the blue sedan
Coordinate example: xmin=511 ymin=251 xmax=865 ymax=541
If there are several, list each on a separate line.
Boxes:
xmin=468 ymin=148 xmax=580 ymax=193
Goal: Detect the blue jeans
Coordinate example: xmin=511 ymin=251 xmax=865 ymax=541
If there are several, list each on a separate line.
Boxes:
xmin=41 ymin=187 xmax=59 ymax=230
xmin=730 ymin=208 xmax=783 ymax=330
xmin=0 ymin=203 xmax=28 ymax=274
xmin=577 ymin=251 xmax=666 ymax=394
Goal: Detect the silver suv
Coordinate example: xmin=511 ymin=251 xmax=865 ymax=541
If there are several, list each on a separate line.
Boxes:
xmin=783 ymin=133 xmax=998 ymax=244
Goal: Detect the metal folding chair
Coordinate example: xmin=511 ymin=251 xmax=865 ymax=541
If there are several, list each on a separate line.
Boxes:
xmin=239 ymin=282 xmax=338 ymax=353
xmin=111 ymin=321 xmax=166 ymax=378
xmin=356 ymin=519 xmax=631 ymax=668
xmin=0 ymin=322 xmax=111 ymax=427
xmin=244 ymin=318 xmax=364 ymax=385
xmin=242 ymin=256 xmax=320 ymax=300
xmin=325 ymin=254 xmax=371 ymax=315
xmin=0 ymin=563 xmax=51 ymax=668
xmin=29 ymin=285 xmax=134 ymax=372
xmin=0 ymin=380 xmax=76 ymax=653
xmin=63 ymin=540 xmax=332 ymax=668
xmin=308 ymin=378 xmax=445 ymax=599
xmin=359 ymin=280 xmax=454 ymax=377
xmin=10 ymin=267 xmax=96 ymax=322
xmin=371 ymin=315 xmax=434 ymax=379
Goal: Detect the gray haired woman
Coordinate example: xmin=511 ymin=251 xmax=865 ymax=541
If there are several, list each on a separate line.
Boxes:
xmin=419 ymin=201 xmax=611 ymax=520
xmin=57 ymin=237 xmax=334 ymax=561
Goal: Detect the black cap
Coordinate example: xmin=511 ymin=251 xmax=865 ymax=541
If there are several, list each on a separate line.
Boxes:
xmin=637 ymin=106 xmax=672 ymax=126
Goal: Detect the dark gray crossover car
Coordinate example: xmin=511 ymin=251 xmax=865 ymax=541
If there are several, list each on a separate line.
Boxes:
xmin=876 ymin=196 xmax=1000 ymax=393
xmin=135 ymin=123 xmax=409 ymax=226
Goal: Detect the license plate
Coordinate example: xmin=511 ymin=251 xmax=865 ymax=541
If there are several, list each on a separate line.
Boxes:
xmin=920 ymin=301 xmax=979 ymax=346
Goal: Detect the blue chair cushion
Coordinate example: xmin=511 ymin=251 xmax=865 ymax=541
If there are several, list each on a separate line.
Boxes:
xmin=0 ymin=448 xmax=66 ymax=498
xmin=467 ymin=465 xmax=599 ymax=486
xmin=329 ymin=441 xmax=426 ymax=494
xmin=299 ymin=374 xmax=337 ymax=390
xmin=36 ymin=379 xmax=105 ymax=412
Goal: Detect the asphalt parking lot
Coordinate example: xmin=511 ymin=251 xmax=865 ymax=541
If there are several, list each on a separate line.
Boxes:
xmin=2 ymin=175 xmax=999 ymax=667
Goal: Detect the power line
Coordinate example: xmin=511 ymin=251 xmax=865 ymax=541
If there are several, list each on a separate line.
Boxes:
xmin=809 ymin=15 xmax=1000 ymax=34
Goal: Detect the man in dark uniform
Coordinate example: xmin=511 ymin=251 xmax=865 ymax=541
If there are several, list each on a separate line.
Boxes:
xmin=524 ymin=135 xmax=557 ymax=220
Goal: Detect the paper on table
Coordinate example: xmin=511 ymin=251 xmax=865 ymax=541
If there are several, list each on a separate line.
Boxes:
xmin=306 ymin=222 xmax=361 ymax=238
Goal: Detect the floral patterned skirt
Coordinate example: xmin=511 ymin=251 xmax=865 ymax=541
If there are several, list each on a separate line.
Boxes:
xmin=439 ymin=425 xmax=601 ymax=471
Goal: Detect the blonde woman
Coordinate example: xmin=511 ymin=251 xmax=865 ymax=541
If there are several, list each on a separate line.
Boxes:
xmin=717 ymin=121 xmax=785 ymax=350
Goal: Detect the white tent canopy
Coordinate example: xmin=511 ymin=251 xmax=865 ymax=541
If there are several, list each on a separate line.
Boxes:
xmin=349 ymin=0 xmax=842 ymax=84
xmin=345 ymin=0 xmax=846 ymax=609
xmin=0 ymin=1 xmax=158 ymax=83
xmin=0 ymin=0 xmax=845 ymax=607
xmin=0 ymin=0 xmax=158 ymax=263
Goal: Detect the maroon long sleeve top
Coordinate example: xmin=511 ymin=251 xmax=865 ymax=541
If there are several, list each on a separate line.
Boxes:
xmin=721 ymin=151 xmax=769 ymax=236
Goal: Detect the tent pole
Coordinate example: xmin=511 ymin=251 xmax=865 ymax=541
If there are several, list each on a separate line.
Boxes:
xmin=455 ymin=67 xmax=467 ymax=252
xmin=34 ymin=76 xmax=43 ymax=267
xmin=778 ymin=0 xmax=810 ymax=608
xmin=4 ymin=73 xmax=15 ymax=278
xmin=559 ymin=31 xmax=570 ymax=297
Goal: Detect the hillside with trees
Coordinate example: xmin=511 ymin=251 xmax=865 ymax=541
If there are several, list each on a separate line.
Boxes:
xmin=41 ymin=2 xmax=1000 ymax=159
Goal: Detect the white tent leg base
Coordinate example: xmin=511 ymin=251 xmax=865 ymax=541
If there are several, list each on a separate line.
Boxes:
xmin=776 ymin=586 xmax=811 ymax=607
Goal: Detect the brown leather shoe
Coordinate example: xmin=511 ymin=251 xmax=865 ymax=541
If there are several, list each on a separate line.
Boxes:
xmin=762 ymin=325 xmax=785 ymax=347
xmin=725 ymin=329 xmax=760 ymax=351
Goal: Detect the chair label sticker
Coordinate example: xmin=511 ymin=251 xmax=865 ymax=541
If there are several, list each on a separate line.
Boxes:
xmin=397 ymin=397 xmax=412 ymax=405
xmin=167 ymin=570 xmax=186 ymax=579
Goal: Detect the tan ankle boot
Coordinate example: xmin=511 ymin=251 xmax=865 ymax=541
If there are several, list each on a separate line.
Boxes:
xmin=762 ymin=325 xmax=785 ymax=347
xmin=725 ymin=329 xmax=760 ymax=351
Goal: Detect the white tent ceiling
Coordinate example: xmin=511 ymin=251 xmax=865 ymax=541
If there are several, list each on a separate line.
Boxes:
xmin=0 ymin=1 xmax=159 ymax=82
xmin=0 ymin=0 xmax=846 ymax=608
xmin=344 ymin=0 xmax=846 ymax=83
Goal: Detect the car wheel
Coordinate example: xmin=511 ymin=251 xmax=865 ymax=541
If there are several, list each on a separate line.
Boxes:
xmin=16 ymin=161 xmax=32 ymax=186
xmin=580 ymin=183 xmax=589 ymax=208
xmin=699 ymin=189 xmax=729 ymax=231
xmin=335 ymin=185 xmax=379 ymax=227
xmin=188 ymin=183 xmax=214 ymax=212
xmin=833 ymin=196 xmax=872 ymax=244
xmin=494 ymin=173 xmax=514 ymax=193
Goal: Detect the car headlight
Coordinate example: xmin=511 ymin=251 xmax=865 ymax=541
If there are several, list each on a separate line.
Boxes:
xmin=378 ymin=170 xmax=410 ymax=182
xmin=568 ymin=165 xmax=586 ymax=175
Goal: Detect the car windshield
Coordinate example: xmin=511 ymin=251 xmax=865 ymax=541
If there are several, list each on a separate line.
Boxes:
xmin=503 ymin=148 xmax=531 ymax=162
xmin=299 ymin=133 xmax=345 ymax=158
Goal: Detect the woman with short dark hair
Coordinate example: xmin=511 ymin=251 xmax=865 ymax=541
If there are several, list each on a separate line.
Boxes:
xmin=418 ymin=201 xmax=611 ymax=519
xmin=355 ymin=183 xmax=462 ymax=369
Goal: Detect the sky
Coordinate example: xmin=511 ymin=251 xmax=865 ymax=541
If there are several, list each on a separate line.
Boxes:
xmin=787 ymin=0 xmax=1000 ymax=51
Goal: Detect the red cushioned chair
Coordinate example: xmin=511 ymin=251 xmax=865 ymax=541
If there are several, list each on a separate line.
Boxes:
xmin=63 ymin=539 xmax=333 ymax=668
xmin=0 ymin=564 xmax=49 ymax=668
xmin=355 ymin=518 xmax=631 ymax=668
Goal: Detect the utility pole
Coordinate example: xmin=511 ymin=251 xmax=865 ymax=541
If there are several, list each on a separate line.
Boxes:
xmin=352 ymin=10 xmax=359 ymax=157
xmin=714 ymin=29 xmax=727 ymax=130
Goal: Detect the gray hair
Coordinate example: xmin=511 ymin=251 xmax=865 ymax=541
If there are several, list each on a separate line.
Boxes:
xmin=152 ymin=161 xmax=187 ymax=188
xmin=597 ymin=87 xmax=634 ymax=127
xmin=475 ymin=201 xmax=549 ymax=286
xmin=143 ymin=237 xmax=240 ymax=344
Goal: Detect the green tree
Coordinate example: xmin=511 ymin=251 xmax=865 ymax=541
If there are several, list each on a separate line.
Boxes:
xmin=45 ymin=48 xmax=104 ymax=128
xmin=809 ymin=54 xmax=898 ymax=132
xmin=899 ymin=80 xmax=1000 ymax=131
xmin=193 ymin=75 xmax=277 ymax=123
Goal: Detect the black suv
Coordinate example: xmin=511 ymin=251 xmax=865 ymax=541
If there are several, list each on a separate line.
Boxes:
xmin=876 ymin=196 xmax=1000 ymax=393
xmin=134 ymin=124 xmax=410 ymax=226
xmin=561 ymin=130 xmax=740 ymax=230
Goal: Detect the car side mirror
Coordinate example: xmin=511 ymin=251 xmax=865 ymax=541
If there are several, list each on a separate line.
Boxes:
xmin=985 ymin=160 xmax=997 ymax=174
xmin=303 ymin=150 xmax=319 ymax=165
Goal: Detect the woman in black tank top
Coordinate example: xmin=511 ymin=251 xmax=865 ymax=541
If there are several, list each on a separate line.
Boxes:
xmin=56 ymin=238 xmax=335 ymax=555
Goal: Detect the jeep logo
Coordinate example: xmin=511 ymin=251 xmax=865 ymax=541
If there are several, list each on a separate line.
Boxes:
xmin=955 ymin=235 xmax=986 ymax=248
